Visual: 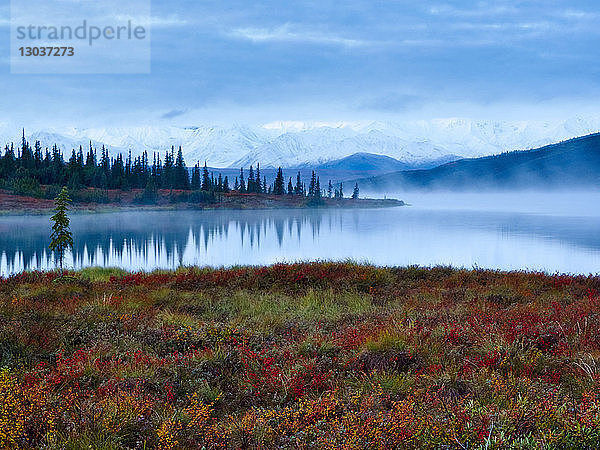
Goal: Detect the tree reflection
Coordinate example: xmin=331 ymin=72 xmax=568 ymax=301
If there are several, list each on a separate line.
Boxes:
xmin=0 ymin=209 xmax=327 ymax=275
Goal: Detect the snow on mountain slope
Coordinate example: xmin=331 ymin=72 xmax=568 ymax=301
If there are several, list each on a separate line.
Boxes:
xmin=2 ymin=117 xmax=600 ymax=169
xmin=236 ymin=129 xmax=452 ymax=168
xmin=235 ymin=117 xmax=600 ymax=168
xmin=69 ymin=125 xmax=270 ymax=168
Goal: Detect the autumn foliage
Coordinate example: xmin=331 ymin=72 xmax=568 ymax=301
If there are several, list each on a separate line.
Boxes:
xmin=0 ymin=263 xmax=599 ymax=448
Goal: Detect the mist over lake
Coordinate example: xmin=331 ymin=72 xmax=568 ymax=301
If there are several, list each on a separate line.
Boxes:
xmin=1 ymin=192 xmax=599 ymax=276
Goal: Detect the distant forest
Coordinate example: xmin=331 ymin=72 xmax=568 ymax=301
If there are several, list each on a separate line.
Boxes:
xmin=0 ymin=132 xmax=358 ymax=202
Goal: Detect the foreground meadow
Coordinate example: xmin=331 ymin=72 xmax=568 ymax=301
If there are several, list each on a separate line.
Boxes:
xmin=0 ymin=263 xmax=599 ymax=449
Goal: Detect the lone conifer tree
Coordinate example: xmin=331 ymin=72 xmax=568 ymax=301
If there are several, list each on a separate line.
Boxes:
xmin=352 ymin=183 xmax=360 ymax=199
xmin=49 ymin=187 xmax=73 ymax=270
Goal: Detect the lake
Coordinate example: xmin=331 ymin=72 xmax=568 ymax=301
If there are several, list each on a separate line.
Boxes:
xmin=1 ymin=192 xmax=600 ymax=276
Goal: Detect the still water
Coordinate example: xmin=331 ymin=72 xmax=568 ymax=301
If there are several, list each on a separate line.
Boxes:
xmin=1 ymin=194 xmax=599 ymax=276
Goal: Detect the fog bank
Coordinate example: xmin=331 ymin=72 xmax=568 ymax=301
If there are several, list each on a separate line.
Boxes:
xmin=367 ymin=191 xmax=600 ymax=218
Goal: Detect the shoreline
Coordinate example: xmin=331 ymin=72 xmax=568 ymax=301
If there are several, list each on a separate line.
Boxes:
xmin=0 ymin=190 xmax=405 ymax=215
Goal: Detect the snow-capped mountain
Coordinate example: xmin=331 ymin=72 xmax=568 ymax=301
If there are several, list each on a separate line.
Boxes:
xmin=2 ymin=117 xmax=600 ymax=169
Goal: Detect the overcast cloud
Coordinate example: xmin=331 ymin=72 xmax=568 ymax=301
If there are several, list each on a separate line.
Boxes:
xmin=1 ymin=0 xmax=599 ymax=127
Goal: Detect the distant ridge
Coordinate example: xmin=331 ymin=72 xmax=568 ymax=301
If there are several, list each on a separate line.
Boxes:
xmin=198 ymin=153 xmax=433 ymax=185
xmin=314 ymin=153 xmax=409 ymax=171
xmin=3 ymin=116 xmax=600 ymax=169
xmin=310 ymin=152 xmax=458 ymax=172
xmin=353 ymin=133 xmax=600 ymax=191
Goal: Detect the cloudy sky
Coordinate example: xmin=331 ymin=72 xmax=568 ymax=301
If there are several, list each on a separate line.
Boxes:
xmin=1 ymin=0 xmax=599 ymax=128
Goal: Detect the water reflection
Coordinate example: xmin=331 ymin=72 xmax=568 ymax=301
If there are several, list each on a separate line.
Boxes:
xmin=1 ymin=207 xmax=599 ymax=276
xmin=0 ymin=210 xmax=329 ymax=275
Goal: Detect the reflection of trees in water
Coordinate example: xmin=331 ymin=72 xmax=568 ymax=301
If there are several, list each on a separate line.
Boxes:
xmin=0 ymin=209 xmax=328 ymax=274
xmin=3 ymin=208 xmax=600 ymax=275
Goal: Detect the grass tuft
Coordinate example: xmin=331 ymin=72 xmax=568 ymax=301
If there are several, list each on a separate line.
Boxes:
xmin=0 ymin=262 xmax=598 ymax=448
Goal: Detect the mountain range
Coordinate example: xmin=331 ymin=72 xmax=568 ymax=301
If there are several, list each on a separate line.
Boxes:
xmin=2 ymin=117 xmax=600 ymax=170
xmin=353 ymin=133 xmax=600 ymax=192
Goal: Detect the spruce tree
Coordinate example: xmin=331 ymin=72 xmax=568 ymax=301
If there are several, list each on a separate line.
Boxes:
xmin=174 ymin=147 xmax=189 ymax=189
xmin=154 ymin=154 xmax=163 ymax=187
xmin=328 ymin=180 xmax=333 ymax=198
xmin=202 ymin=162 xmax=211 ymax=191
xmin=287 ymin=178 xmax=294 ymax=196
xmin=239 ymin=168 xmax=246 ymax=193
xmin=2 ymin=144 xmax=15 ymax=176
xmin=223 ymin=176 xmax=230 ymax=193
xmin=295 ymin=172 xmax=303 ymax=196
xmin=20 ymin=129 xmax=34 ymax=170
xmin=163 ymin=148 xmax=174 ymax=189
xmin=248 ymin=166 xmax=255 ymax=193
xmin=100 ymin=147 xmax=110 ymax=181
xmin=33 ymin=140 xmax=43 ymax=169
xmin=191 ymin=164 xmax=201 ymax=190
xmin=125 ymin=151 xmax=133 ymax=183
xmin=111 ymin=154 xmax=125 ymax=189
xmin=255 ymin=164 xmax=262 ymax=193
xmin=217 ymin=173 xmax=223 ymax=192
xmin=308 ymin=171 xmax=317 ymax=198
xmin=49 ymin=187 xmax=73 ymax=270
xmin=352 ymin=183 xmax=360 ymax=199
xmin=273 ymin=167 xmax=285 ymax=195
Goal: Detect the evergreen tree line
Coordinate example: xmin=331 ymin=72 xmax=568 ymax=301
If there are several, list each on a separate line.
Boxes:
xmin=0 ymin=132 xmax=193 ymax=191
xmin=233 ymin=166 xmax=346 ymax=199
xmin=235 ymin=167 xmax=359 ymax=199
xmin=0 ymin=131 xmax=359 ymax=199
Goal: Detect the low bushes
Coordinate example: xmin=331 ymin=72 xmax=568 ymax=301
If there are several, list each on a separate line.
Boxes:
xmin=0 ymin=263 xmax=599 ymax=448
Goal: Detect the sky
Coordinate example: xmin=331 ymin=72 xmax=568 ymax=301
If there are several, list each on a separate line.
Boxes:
xmin=1 ymin=0 xmax=600 ymax=129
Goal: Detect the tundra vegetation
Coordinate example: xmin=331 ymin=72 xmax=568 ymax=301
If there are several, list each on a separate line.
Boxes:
xmin=0 ymin=263 xmax=599 ymax=448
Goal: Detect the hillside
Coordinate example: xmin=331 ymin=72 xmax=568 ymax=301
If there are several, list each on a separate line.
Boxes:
xmin=312 ymin=152 xmax=457 ymax=172
xmin=193 ymin=153 xmax=441 ymax=187
xmin=355 ymin=133 xmax=600 ymax=191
